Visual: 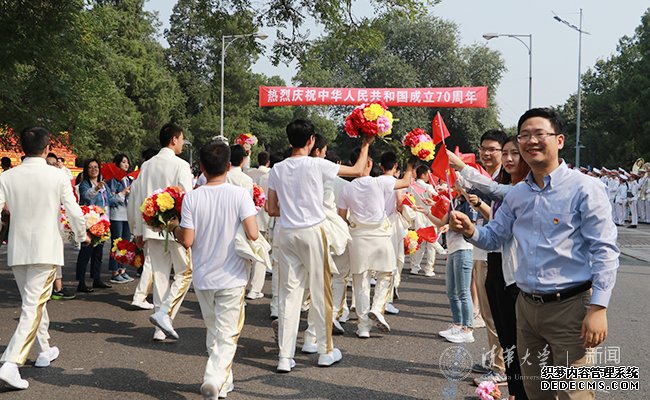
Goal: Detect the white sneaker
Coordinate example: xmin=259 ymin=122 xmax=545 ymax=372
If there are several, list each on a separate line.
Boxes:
xmin=149 ymin=312 xmax=179 ymax=339
xmin=474 ymin=314 xmax=486 ymax=329
xmin=409 ymin=269 xmax=420 ymax=275
xmin=301 ymin=337 xmax=318 ymax=354
xmin=446 ymin=329 xmax=475 ymax=343
xmin=245 ymin=291 xmax=264 ymax=300
xmin=355 ymin=330 xmax=370 ymax=339
xmin=131 ymin=300 xmax=154 ymax=310
xmin=438 ymin=324 xmax=461 ymax=338
xmin=385 ymin=303 xmax=399 ymax=315
xmin=0 ymin=362 xmax=28 ymax=389
xmin=153 ymin=328 xmax=166 ymax=341
xmin=318 ymin=348 xmax=342 ymax=367
xmin=338 ymin=307 xmax=350 ymax=323
xmin=35 ymin=346 xmax=59 ymax=368
xmin=332 ymin=319 xmax=345 ymax=334
xmin=423 ymin=271 xmax=436 ymax=277
xmin=218 ymin=382 xmax=234 ymax=398
xmin=277 ymin=357 xmax=296 ymax=373
xmin=368 ymin=310 xmax=390 ymax=332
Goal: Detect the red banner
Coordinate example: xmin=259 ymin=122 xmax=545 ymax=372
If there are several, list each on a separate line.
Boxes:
xmin=259 ymin=86 xmax=487 ymax=108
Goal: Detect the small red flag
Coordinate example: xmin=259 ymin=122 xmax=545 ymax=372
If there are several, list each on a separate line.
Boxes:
xmin=101 ymin=163 xmax=127 ymax=182
xmin=431 ymin=143 xmax=449 ymax=182
xmin=416 ymin=226 xmax=439 ymax=243
xmin=432 ymin=112 xmax=451 ymax=145
xmin=410 ymin=182 xmax=426 ymax=196
xmin=467 ymin=162 xmax=492 ymax=179
xmin=430 ymin=195 xmax=451 ymax=219
xmin=401 ymin=194 xmax=415 ymax=207
xmin=454 ymin=146 xmax=476 ymax=164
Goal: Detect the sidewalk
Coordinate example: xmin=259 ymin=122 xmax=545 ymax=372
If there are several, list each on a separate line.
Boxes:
xmin=616 ymin=223 xmax=650 ymax=263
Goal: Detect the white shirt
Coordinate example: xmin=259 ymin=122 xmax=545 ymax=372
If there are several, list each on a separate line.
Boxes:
xmin=180 ymin=183 xmax=257 ymax=290
xmin=337 ymin=176 xmax=394 ymax=224
xmin=226 ymin=166 xmax=254 ymax=194
xmin=0 ymin=158 xmax=86 ymax=266
xmin=268 ymin=156 xmax=339 ymax=229
xmin=377 ymin=175 xmax=398 ymax=216
xmin=323 ymin=176 xmax=350 ymax=212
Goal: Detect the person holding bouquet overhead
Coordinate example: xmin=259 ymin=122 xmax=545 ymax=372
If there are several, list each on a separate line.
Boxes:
xmin=76 ymin=158 xmax=117 ymax=292
xmin=130 ymin=123 xmax=193 ymax=341
xmin=0 ymin=127 xmax=88 ymax=390
xmin=107 ymin=153 xmax=135 ymax=284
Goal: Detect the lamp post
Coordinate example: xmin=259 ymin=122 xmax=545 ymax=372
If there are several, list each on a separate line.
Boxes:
xmin=183 ymin=139 xmax=193 ymax=167
xmin=220 ymin=32 xmax=268 ymax=138
xmin=553 ymin=9 xmax=590 ymax=168
xmin=483 ymin=33 xmax=533 ymax=109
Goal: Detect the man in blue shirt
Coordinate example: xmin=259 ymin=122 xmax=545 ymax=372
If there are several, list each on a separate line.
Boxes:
xmin=450 ymin=108 xmax=619 ymax=400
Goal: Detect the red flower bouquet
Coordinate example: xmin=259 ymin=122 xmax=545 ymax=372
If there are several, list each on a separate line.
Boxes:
xmin=110 ymin=238 xmax=144 ymax=268
xmin=344 ymin=101 xmax=393 ymax=138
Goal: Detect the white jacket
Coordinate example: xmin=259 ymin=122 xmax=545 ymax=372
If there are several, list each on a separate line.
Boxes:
xmin=0 ymin=157 xmax=86 ymax=266
xmin=131 ymin=147 xmax=193 ymax=241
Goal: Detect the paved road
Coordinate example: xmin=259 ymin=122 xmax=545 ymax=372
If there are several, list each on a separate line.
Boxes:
xmin=0 ymin=226 xmax=648 ymax=399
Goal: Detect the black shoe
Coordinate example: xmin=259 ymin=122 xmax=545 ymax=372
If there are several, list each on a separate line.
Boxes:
xmin=59 ymin=287 xmax=77 ymax=300
xmin=92 ymin=280 xmax=112 ymax=289
xmin=471 ymin=362 xmax=491 ymax=374
xmin=627 ymin=225 xmax=637 ymax=229
xmin=77 ymin=283 xmax=94 ymax=293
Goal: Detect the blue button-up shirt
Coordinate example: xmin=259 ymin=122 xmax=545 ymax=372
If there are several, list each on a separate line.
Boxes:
xmin=469 ymin=162 xmax=619 ymax=307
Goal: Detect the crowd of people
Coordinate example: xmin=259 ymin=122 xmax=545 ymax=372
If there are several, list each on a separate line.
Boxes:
xmin=0 ymin=107 xmax=623 ymax=400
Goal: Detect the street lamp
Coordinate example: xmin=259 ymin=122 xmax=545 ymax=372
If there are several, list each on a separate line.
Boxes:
xmin=553 ymin=9 xmax=590 ymax=168
xmin=482 ymin=33 xmax=533 ymax=109
xmin=183 ymin=139 xmax=193 ymax=167
xmin=220 ymin=32 xmax=268 ymax=138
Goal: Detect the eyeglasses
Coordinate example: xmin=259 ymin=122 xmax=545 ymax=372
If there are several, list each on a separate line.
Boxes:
xmin=517 ymin=131 xmax=559 ymax=143
xmin=479 ymin=146 xmax=502 ymax=154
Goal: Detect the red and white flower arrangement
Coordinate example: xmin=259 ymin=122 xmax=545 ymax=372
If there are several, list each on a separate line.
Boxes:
xmin=235 ymin=133 xmax=258 ymax=147
xmin=404 ymin=230 xmax=421 ymax=255
xmin=253 ymin=183 xmax=266 ymax=211
xmin=60 ymin=205 xmax=110 ymax=246
xmin=344 ymin=101 xmax=393 ymax=138
xmin=476 ymin=380 xmax=502 ymax=400
xmin=110 ymin=238 xmax=144 ymax=268
xmin=403 ymin=128 xmax=435 ymax=161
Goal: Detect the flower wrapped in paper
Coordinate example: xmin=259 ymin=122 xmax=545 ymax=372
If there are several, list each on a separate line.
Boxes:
xmin=110 ymin=237 xmax=144 ymax=268
xmin=253 ymin=183 xmax=266 ymax=211
xmin=476 ymin=380 xmax=502 ymax=400
xmin=235 ymin=133 xmax=258 ymax=146
xmin=140 ymin=186 xmax=186 ymax=250
xmin=344 ymin=101 xmax=393 ymax=138
xmin=404 ymin=230 xmax=421 ymax=255
xmin=403 ymin=127 xmax=435 ymax=161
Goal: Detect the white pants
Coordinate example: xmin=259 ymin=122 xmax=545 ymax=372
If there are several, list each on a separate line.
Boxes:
xmin=629 ymin=200 xmax=638 ymax=225
xmin=638 ymin=199 xmax=646 ymax=222
xmin=247 ymin=261 xmax=266 ymax=295
xmin=614 ymin=203 xmax=626 ymax=225
xmin=277 ymin=224 xmax=334 ymax=357
xmin=270 ymin=259 xmax=279 ymax=317
xmin=331 ymin=249 xmax=351 ymax=321
xmin=196 ymin=286 xmax=245 ymax=393
xmin=410 ymin=241 xmax=437 ymax=273
xmin=146 ymin=240 xmax=192 ymax=319
xmin=132 ymin=250 xmax=153 ymax=303
xmin=352 ymin=270 xmax=392 ymax=333
xmin=646 ymin=200 xmax=650 ymax=223
xmin=1 ymin=265 xmax=57 ymax=365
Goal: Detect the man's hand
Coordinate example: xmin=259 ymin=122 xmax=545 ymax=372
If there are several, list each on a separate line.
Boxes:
xmin=422 ymin=197 xmax=435 ymax=206
xmin=361 ymin=135 xmax=375 ymax=146
xmin=243 ymin=143 xmax=252 ymax=156
xmin=449 ymin=210 xmax=475 ymax=237
xmin=82 ymin=234 xmax=91 ymax=246
xmin=438 ymin=224 xmax=450 ymax=234
xmin=136 ymin=235 xmax=145 ymax=248
xmin=467 ymin=194 xmax=480 ymax=206
xmin=581 ymin=305 xmax=608 ymax=348
xmin=446 ymin=150 xmax=467 ymax=171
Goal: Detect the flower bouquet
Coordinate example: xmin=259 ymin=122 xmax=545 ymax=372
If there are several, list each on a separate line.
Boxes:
xmin=404 ymin=230 xmax=421 ymax=255
xmin=61 ymin=205 xmax=110 ymax=246
xmin=476 ymin=380 xmax=502 ymax=400
xmin=235 ymin=133 xmax=258 ymax=147
xmin=110 ymin=238 xmax=144 ymax=268
xmin=344 ymin=101 xmax=393 ymax=138
xmin=403 ymin=128 xmax=435 ymax=161
xmin=253 ymin=183 xmax=266 ymax=211
xmin=140 ymin=186 xmax=185 ymax=250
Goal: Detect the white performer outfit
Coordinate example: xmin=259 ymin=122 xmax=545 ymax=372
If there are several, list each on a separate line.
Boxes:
xmin=0 ymin=157 xmax=86 ymax=389
xmin=627 ymin=178 xmax=639 ymax=226
xmin=338 ymin=176 xmax=396 ymax=337
xmin=180 ymin=183 xmax=257 ymax=398
xmin=408 ymin=179 xmax=439 ymax=276
xmin=131 ymin=147 xmax=194 ymax=340
xmin=613 ymin=177 xmax=628 ymax=225
xmin=268 ymin=156 xmax=341 ymax=368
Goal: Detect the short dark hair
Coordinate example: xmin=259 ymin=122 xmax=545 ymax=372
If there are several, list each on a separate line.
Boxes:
xmin=113 ymin=153 xmax=130 ymax=168
xmin=200 ymin=141 xmax=230 ymax=177
xmin=159 ymin=123 xmax=183 ymax=148
xmin=326 ymin=150 xmax=341 ymax=164
xmin=517 ymin=107 xmax=565 ymax=135
xmin=230 ymin=145 xmax=246 ymax=167
xmin=57 ymin=157 xmax=64 ymax=162
xmin=257 ymin=151 xmax=270 ymax=166
xmin=349 ymin=147 xmax=361 ymax=165
xmin=46 ymin=152 xmax=58 ymax=159
xmin=309 ymin=133 xmax=328 ymax=156
xmin=479 ymin=129 xmax=508 ymax=147
xmin=20 ymin=126 xmax=50 ymax=156
xmin=270 ymin=153 xmax=284 ymax=167
xmin=286 ymin=119 xmax=315 ymax=148
xmin=1 ymin=157 xmax=12 ymax=168
xmin=380 ymin=151 xmax=398 ymax=171
xmin=142 ymin=148 xmax=158 ymax=161
xmin=416 ymin=164 xmax=429 ymax=179
xmin=82 ymin=158 xmax=101 ymax=183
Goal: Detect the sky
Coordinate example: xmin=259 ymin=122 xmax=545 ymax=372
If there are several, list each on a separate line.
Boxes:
xmin=144 ymin=0 xmax=649 ymax=128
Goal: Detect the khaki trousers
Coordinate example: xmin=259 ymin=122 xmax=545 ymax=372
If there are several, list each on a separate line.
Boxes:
xmin=352 ymin=270 xmax=392 ymax=333
xmin=1 ymin=265 xmax=57 ymax=365
xmin=196 ymin=286 xmax=246 ymax=393
xmin=132 ymin=250 xmax=153 ymax=303
xmin=146 ymin=240 xmax=192 ymax=319
xmin=277 ymin=224 xmax=334 ymax=357
xmin=409 ymin=241 xmax=436 ymax=274
xmin=248 ymin=261 xmax=267 ymax=295
xmin=474 ymin=260 xmax=505 ymax=373
xmin=516 ymin=291 xmax=594 ymax=400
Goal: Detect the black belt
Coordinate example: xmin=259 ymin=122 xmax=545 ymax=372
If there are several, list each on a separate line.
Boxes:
xmin=521 ymin=281 xmax=591 ymax=304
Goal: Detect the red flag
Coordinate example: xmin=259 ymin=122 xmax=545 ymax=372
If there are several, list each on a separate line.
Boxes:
xmin=431 ymin=112 xmax=451 ymax=145
xmin=101 ymin=163 xmax=127 ymax=182
xmin=127 ymin=169 xmax=140 ymax=180
xmin=410 ymin=182 xmax=426 ymax=196
xmin=454 ymin=146 xmax=476 ymax=164
xmin=430 ymin=195 xmax=451 ymax=219
xmin=416 ymin=226 xmax=439 ymax=243
xmin=467 ymin=162 xmax=492 ymax=179
xmin=427 ymin=171 xmax=439 ymax=186
xmin=401 ymin=194 xmax=415 ymax=207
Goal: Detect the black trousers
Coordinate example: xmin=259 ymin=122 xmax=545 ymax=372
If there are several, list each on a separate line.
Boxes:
xmin=486 ymin=252 xmax=528 ymax=400
xmin=76 ymin=243 xmax=104 ymax=282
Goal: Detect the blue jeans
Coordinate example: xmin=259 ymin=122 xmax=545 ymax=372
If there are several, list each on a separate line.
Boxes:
xmin=108 ymin=220 xmax=131 ymax=273
xmin=445 ymin=249 xmax=474 ymax=328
